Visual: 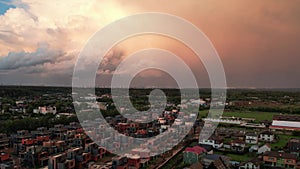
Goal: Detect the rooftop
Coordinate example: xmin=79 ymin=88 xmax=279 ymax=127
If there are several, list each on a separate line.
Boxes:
xmin=273 ymin=115 xmax=300 ymax=122
xmin=264 ymin=151 xmax=297 ymax=160
xmin=184 ymin=146 xmax=207 ymax=155
xmin=289 ymin=138 xmax=300 ymax=143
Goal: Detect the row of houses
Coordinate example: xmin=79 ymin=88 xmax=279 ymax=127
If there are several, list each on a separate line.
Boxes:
xmin=239 ymin=150 xmax=300 ymax=169
xmin=183 ymin=142 xmax=300 ymax=169
xmin=199 ymin=130 xmax=275 ymax=151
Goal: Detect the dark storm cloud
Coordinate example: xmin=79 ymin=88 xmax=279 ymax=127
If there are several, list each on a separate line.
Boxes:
xmin=0 ymin=45 xmax=64 ymax=70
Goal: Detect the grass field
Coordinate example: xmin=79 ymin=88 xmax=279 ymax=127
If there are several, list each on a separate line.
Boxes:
xmin=199 ymin=110 xmax=281 ymax=122
xmin=226 ymin=153 xmax=252 ymax=162
xmin=214 ymin=150 xmax=252 ymax=162
xmin=270 ymin=134 xmax=300 ymax=150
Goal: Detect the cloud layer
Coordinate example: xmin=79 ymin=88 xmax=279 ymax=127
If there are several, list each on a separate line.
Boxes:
xmin=0 ymin=0 xmax=300 ymax=87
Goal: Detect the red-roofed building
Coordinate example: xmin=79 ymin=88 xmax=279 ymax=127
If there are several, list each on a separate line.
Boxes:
xmin=0 ymin=152 xmax=9 ymax=162
xmin=270 ymin=115 xmax=300 ymax=131
xmin=263 ymin=151 xmax=297 ymax=168
xmin=183 ymin=146 xmax=207 ymax=164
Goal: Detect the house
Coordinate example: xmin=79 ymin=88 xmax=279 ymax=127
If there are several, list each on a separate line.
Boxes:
xmin=126 ymin=154 xmax=141 ymax=169
xmin=239 ymin=158 xmax=262 ymax=169
xmin=202 ymin=154 xmax=230 ymax=168
xmin=249 ymin=145 xmax=259 ymax=153
xmin=263 ymin=151 xmax=297 ymax=168
xmin=231 ymin=140 xmax=246 ymax=153
xmin=112 ymin=156 xmax=128 ymax=169
xmin=288 ymin=138 xmax=300 ymax=153
xmin=208 ymin=156 xmax=231 ymax=169
xmin=259 ymin=131 xmax=275 ymax=142
xmin=257 ymin=144 xmax=271 ymax=154
xmin=199 ymin=136 xmax=223 ymax=149
xmin=183 ymin=146 xmax=207 ymax=164
xmin=33 ymin=106 xmax=57 ymax=115
xmin=189 ymin=161 xmax=204 ymax=169
xmin=223 ymin=141 xmax=231 ymax=150
xmin=245 ymin=132 xmax=258 ymax=144
xmin=198 ymin=144 xmax=213 ymax=154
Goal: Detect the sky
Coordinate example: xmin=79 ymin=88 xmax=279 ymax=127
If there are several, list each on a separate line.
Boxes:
xmin=0 ymin=0 xmax=300 ymax=88
xmin=0 ymin=0 xmax=14 ymax=14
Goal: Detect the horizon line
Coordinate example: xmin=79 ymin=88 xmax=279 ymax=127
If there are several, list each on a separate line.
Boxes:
xmin=0 ymin=84 xmax=300 ymax=91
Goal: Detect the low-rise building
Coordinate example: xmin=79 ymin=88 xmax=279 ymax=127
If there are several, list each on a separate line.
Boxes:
xmin=231 ymin=140 xmax=246 ymax=153
xmin=270 ymin=115 xmax=300 ymax=131
xmin=183 ymin=146 xmax=206 ymax=165
xmin=288 ymin=138 xmax=300 ymax=153
xmin=259 ymin=131 xmax=275 ymax=142
xmin=257 ymin=144 xmax=271 ymax=154
xmin=199 ymin=136 xmax=223 ymax=149
xmin=263 ymin=151 xmax=297 ymax=168
xmin=239 ymin=158 xmax=262 ymax=169
xmin=198 ymin=144 xmax=213 ymax=154
xmin=208 ymin=156 xmax=231 ymax=169
xmin=33 ymin=106 xmax=57 ymax=115
xmin=112 ymin=156 xmax=128 ymax=169
xmin=202 ymin=154 xmax=230 ymax=168
xmin=249 ymin=145 xmax=259 ymax=153
xmin=245 ymin=132 xmax=258 ymax=144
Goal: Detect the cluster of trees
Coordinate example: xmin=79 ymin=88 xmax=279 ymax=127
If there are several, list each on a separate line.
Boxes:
xmin=226 ymin=105 xmax=300 ymax=114
xmin=227 ymin=89 xmax=300 ymax=103
xmin=0 ymin=115 xmax=78 ymax=134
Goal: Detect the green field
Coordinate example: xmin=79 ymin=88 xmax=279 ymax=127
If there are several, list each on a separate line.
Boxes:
xmin=270 ymin=134 xmax=300 ymax=150
xmin=199 ymin=110 xmax=281 ymax=122
xmin=214 ymin=150 xmax=252 ymax=162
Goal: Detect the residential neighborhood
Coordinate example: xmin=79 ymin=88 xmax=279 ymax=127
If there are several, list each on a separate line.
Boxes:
xmin=0 ymin=87 xmax=300 ymax=168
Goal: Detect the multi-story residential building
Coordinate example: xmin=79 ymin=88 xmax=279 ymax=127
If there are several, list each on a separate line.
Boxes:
xmin=263 ymin=151 xmax=297 ymax=169
xmin=49 ymin=124 xmax=67 ymax=139
xmin=48 ymin=147 xmax=93 ymax=169
xmin=259 ymin=131 xmax=275 ymax=142
xmin=112 ymin=156 xmax=128 ymax=169
xmin=33 ymin=106 xmax=57 ymax=115
xmin=12 ymin=130 xmax=32 ymax=155
xmin=239 ymin=158 xmax=262 ymax=169
xmin=0 ymin=133 xmax=9 ymax=150
xmin=245 ymin=132 xmax=258 ymax=144
xmin=288 ymin=138 xmax=300 ymax=153
xmin=199 ymin=136 xmax=223 ymax=149
xmin=231 ymin=139 xmax=246 ymax=153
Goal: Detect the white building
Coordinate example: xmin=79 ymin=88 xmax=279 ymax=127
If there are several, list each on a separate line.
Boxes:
xmin=257 ymin=144 xmax=271 ymax=154
xmin=199 ymin=137 xmax=223 ymax=149
xmin=259 ymin=131 xmax=275 ymax=142
xmin=245 ymin=132 xmax=258 ymax=144
xmin=239 ymin=158 xmax=262 ymax=169
xmin=203 ymin=118 xmax=241 ymax=125
xmin=33 ymin=106 xmax=57 ymax=115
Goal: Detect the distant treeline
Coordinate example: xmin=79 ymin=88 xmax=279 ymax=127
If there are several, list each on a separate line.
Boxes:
xmin=0 ymin=115 xmax=78 ymax=134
